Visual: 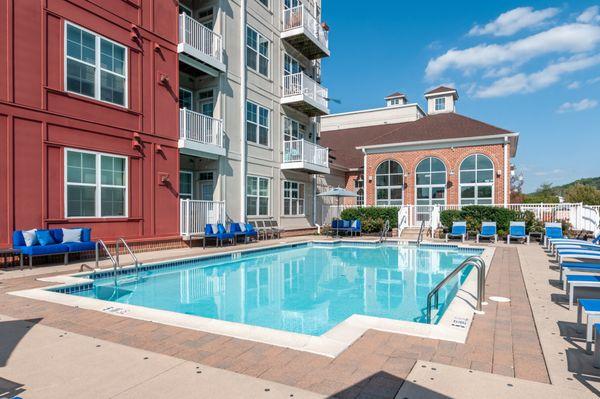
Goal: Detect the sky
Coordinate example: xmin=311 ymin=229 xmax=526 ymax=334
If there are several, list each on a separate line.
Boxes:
xmin=321 ymin=1 xmax=600 ymax=193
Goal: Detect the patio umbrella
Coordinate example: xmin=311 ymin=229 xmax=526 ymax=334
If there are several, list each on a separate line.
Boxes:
xmin=318 ymin=187 xmax=357 ymax=220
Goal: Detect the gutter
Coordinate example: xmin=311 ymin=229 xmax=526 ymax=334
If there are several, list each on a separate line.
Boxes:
xmin=356 ymin=132 xmax=520 ymax=151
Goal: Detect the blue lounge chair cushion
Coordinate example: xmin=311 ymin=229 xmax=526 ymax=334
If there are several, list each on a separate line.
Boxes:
xmin=35 ymin=230 xmax=56 ymax=246
xmin=342 ymin=220 xmax=351 ymax=229
xmin=510 ymin=224 xmax=526 ymax=237
xmin=80 ymin=228 xmax=92 ymax=242
xmin=16 ymin=244 xmax=70 ymax=256
xmin=351 ymin=220 xmax=361 ymax=231
xmin=566 ymin=275 xmax=600 ymax=283
xmin=217 ymin=224 xmax=234 ymax=238
xmin=65 ymin=241 xmax=96 ymax=252
xmin=332 ymin=220 xmax=340 ymax=229
xmin=595 ymin=323 xmax=600 ymax=335
xmin=12 ymin=231 xmax=26 ymax=247
xmin=561 ymin=262 xmax=600 ymax=271
xmin=450 ymin=222 xmax=466 ymax=236
xmin=579 ymin=298 xmax=600 ymax=312
xmin=481 ymin=224 xmax=497 ymax=236
xmin=546 ymin=227 xmax=564 ymax=239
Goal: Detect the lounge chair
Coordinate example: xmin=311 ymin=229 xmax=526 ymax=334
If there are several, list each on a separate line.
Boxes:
xmin=565 ymin=274 xmax=600 ymax=309
xmin=228 ymin=223 xmax=248 ymax=244
xmin=350 ymin=220 xmax=362 ymax=236
xmin=331 ymin=220 xmax=349 ymax=236
xmin=252 ymin=221 xmax=270 ymax=240
xmin=243 ymin=223 xmax=259 ymax=242
xmin=557 ymin=249 xmax=600 ymax=264
xmin=204 ymin=224 xmax=234 ymax=247
xmin=476 ymin=222 xmax=497 ymax=243
xmin=576 ymin=299 xmax=600 ymax=354
xmin=507 ymin=222 xmax=529 ymax=244
xmin=544 ymin=222 xmax=565 ymax=247
xmin=266 ymin=220 xmax=284 ymax=238
xmin=445 ymin=221 xmax=467 ymax=242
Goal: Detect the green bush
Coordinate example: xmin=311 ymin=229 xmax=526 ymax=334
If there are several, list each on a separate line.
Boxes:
xmin=339 ymin=207 xmax=399 ymax=234
xmin=439 ymin=206 xmax=530 ymax=237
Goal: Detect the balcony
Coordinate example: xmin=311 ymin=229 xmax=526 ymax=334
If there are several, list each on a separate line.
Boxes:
xmin=178 ymin=13 xmax=225 ymax=75
xmin=282 ymin=5 xmax=329 ymax=60
xmin=179 ymin=108 xmax=226 ymax=158
xmin=282 ymin=139 xmax=330 ymax=174
xmin=180 ymin=199 xmax=226 ymax=238
xmin=282 ymin=72 xmax=329 ymax=117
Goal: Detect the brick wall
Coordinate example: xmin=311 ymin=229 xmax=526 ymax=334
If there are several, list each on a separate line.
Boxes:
xmin=357 ymin=143 xmax=509 ymax=206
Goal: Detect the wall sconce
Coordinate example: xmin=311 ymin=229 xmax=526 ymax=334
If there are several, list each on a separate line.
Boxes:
xmin=154 ymin=43 xmax=161 ymax=52
xmin=368 ymin=175 xmax=373 ymax=182
xmin=131 ymin=139 xmax=141 ymax=151
xmin=133 ymin=132 xmax=141 ymax=142
xmin=496 ymin=170 xmax=502 ymax=177
xmin=158 ymin=173 xmax=170 ymax=186
xmin=159 ymin=73 xmax=170 ymax=86
xmin=155 ymin=144 xmax=164 ymax=154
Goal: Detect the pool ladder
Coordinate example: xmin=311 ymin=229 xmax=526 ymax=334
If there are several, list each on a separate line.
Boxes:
xmin=416 ymin=220 xmax=426 ymax=247
xmin=425 ymin=256 xmax=486 ymax=324
xmin=379 ymin=220 xmax=390 ymax=243
xmin=95 ymin=238 xmax=141 ymax=285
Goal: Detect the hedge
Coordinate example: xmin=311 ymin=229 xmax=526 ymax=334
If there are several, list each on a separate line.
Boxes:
xmin=339 ymin=207 xmax=399 ymax=233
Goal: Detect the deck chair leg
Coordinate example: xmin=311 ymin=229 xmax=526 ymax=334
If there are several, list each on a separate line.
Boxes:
xmin=64 ymin=253 xmax=68 ymax=265
xmin=29 ymin=255 xmax=33 ymax=269
xmin=594 ymin=333 xmax=600 ymax=367
xmin=20 ymin=253 xmax=23 ymax=271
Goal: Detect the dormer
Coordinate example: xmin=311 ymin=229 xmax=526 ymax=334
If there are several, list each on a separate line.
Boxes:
xmin=385 ymin=92 xmax=407 ymax=107
xmin=425 ymin=86 xmax=458 ymax=114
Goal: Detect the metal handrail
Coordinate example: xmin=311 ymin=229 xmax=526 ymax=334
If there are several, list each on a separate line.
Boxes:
xmin=95 ymin=240 xmax=117 ymax=283
xmin=79 ymin=263 xmax=96 ymax=278
xmin=416 ymin=220 xmax=426 ymax=246
xmin=426 ymin=255 xmax=486 ymax=323
xmin=116 ymin=238 xmax=140 ymax=279
xmin=379 ymin=219 xmax=390 ymax=243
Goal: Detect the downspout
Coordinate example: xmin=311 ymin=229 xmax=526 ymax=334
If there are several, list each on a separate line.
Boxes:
xmin=503 ymin=136 xmax=509 ymax=206
xmin=362 ymin=149 xmax=368 ymax=205
xmin=313 ymin=174 xmax=317 ymax=225
xmin=239 ymin=0 xmax=248 ymax=221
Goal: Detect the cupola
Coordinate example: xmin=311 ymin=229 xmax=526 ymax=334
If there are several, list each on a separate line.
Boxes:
xmin=424 ymin=86 xmax=458 ymax=114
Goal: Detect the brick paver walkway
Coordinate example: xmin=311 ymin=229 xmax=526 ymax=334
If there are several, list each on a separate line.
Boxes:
xmin=0 ymin=247 xmax=548 ymax=398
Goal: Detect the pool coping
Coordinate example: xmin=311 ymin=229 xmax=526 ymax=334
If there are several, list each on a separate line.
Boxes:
xmin=9 ymin=239 xmax=495 ymax=358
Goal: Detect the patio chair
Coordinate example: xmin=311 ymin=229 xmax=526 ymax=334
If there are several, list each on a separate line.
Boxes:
xmin=557 ymin=249 xmax=600 ymax=265
xmin=252 ymin=220 xmax=270 ymax=240
xmin=507 ymin=222 xmax=529 ymax=244
xmin=544 ymin=222 xmax=565 ymax=247
xmin=560 ymin=262 xmax=600 ymax=284
xmin=204 ymin=224 xmax=235 ymax=247
xmin=229 ymin=223 xmax=249 ymax=244
xmin=565 ymin=274 xmax=600 ymax=309
xmin=445 ymin=221 xmax=467 ymax=243
xmin=243 ymin=223 xmax=259 ymax=242
xmin=350 ymin=220 xmax=362 ymax=236
xmin=476 ymin=222 xmax=497 ymax=243
xmin=575 ymin=299 xmax=600 ymax=354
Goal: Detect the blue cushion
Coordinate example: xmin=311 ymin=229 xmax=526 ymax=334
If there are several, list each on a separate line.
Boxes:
xmin=217 ymin=224 xmax=227 ymax=234
xmin=332 ymin=220 xmax=339 ymax=228
xmin=546 ymin=227 xmax=563 ymax=239
xmin=342 ymin=220 xmax=351 ymax=228
xmin=481 ymin=226 xmax=496 ymax=236
xmin=510 ymin=226 xmax=526 ymax=236
xmin=12 ymin=231 xmax=26 ymax=247
xmin=50 ymin=228 xmax=63 ymax=243
xmin=65 ymin=241 xmax=96 ymax=252
xmin=595 ymin=323 xmax=600 ymax=335
xmin=81 ymin=228 xmax=92 ymax=242
xmin=579 ymin=299 xmax=600 ymax=312
xmin=566 ymin=275 xmax=600 ymax=282
xmin=35 ymin=230 xmax=56 ymax=246
xmin=16 ymin=244 xmax=70 ymax=256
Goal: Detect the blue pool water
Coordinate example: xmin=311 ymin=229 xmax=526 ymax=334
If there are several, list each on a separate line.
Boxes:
xmin=66 ymin=243 xmax=481 ymax=336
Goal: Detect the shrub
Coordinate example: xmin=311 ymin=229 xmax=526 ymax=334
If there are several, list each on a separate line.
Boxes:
xmin=339 ymin=207 xmax=399 ymax=234
xmin=440 ymin=206 xmax=527 ymax=236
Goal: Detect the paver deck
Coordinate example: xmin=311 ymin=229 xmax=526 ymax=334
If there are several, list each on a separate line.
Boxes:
xmin=0 ymin=240 xmax=551 ymax=398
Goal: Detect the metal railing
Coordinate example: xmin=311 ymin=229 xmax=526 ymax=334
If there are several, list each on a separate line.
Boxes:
xmin=379 ymin=220 xmax=390 ymax=243
xmin=282 ymin=4 xmax=328 ymax=50
xmin=180 ymin=199 xmax=226 ymax=236
xmin=179 ymin=108 xmax=223 ymax=148
xmin=283 ymin=139 xmax=328 ymax=167
xmin=283 ymin=72 xmax=328 ymax=110
xmin=178 ymin=13 xmax=223 ymax=63
xmin=426 ymin=256 xmax=486 ymax=323
xmin=397 ymin=206 xmax=409 ymax=237
xmin=95 ymin=240 xmax=117 ymax=283
xmin=116 ymin=238 xmax=140 ymax=278
xmin=416 ymin=220 xmax=426 ymax=246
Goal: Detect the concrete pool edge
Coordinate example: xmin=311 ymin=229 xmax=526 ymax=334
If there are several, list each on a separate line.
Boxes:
xmin=8 ymin=240 xmax=494 ymax=358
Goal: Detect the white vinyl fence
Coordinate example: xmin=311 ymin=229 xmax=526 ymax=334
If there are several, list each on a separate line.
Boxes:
xmin=180 ymin=199 xmax=226 ymax=237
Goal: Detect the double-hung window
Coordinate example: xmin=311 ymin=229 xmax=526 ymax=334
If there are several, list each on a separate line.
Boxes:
xmin=283 ymin=181 xmax=305 ymax=216
xmin=246 ymin=101 xmax=269 ymax=146
xmin=180 ymin=171 xmax=193 ymax=200
xmin=434 ymin=97 xmax=445 ymax=111
xmin=247 ymin=176 xmax=270 ymax=216
xmin=246 ymin=26 xmax=269 ymax=77
xmin=66 ymin=149 xmax=127 ymax=218
xmin=65 ymin=22 xmax=127 ymax=107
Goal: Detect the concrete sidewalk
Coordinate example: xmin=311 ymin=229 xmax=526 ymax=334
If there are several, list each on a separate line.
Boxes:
xmin=0 ymin=314 xmax=323 ymax=399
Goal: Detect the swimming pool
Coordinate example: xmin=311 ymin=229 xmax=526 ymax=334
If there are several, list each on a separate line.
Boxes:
xmin=56 ymin=242 xmax=482 ymax=336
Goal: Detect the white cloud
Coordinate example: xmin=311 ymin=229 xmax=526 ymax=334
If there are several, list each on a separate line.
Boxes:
xmin=474 ymin=54 xmax=600 ymax=98
xmin=577 ymin=6 xmax=600 ymax=24
xmin=588 ymin=76 xmax=600 ymax=84
xmin=426 ymin=23 xmax=600 ymax=79
xmin=567 ymin=81 xmax=581 ymax=89
xmin=557 ymin=98 xmax=598 ymax=113
xmin=469 ymin=7 xmax=560 ymax=37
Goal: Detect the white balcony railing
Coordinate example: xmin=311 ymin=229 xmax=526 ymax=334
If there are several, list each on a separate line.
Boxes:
xmin=180 ymin=199 xmax=226 ymax=236
xmin=283 ymin=72 xmax=328 ymax=109
xmin=283 ymin=5 xmax=328 ymax=51
xmin=179 ymin=108 xmax=223 ymax=148
xmin=178 ymin=13 xmax=223 ymax=64
xmin=283 ymin=139 xmax=328 ymax=168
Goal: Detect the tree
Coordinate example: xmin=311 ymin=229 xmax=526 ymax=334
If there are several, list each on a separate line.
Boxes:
xmin=564 ymin=184 xmax=600 ymax=205
xmin=524 ymin=183 xmax=560 ymax=203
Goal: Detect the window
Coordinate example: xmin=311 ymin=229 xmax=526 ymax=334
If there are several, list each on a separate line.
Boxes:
xmin=354 ymin=179 xmax=364 ymax=206
xmin=247 ymin=176 xmax=270 ymax=216
xmin=376 ymin=160 xmax=404 ymax=206
xmin=284 ymin=0 xmax=301 ymax=9
xmin=66 ymin=149 xmax=127 ymax=218
xmin=65 ymin=22 xmax=127 ymax=107
xmin=284 ymin=54 xmax=301 ymax=76
xmin=257 ymin=0 xmax=269 ymax=7
xmin=283 ymin=181 xmax=305 ymax=216
xmin=246 ymin=27 xmax=269 ymax=77
xmin=283 ymin=117 xmax=305 ymax=141
xmin=435 ymin=97 xmax=445 ymax=111
xmin=180 ymin=171 xmax=193 ymax=200
xmin=415 ymin=157 xmax=446 ymax=221
xmin=246 ymin=101 xmax=269 ymax=146
xmin=197 ymin=8 xmax=214 ymax=30
xmin=460 ymin=154 xmax=494 ymax=205
xmin=179 ymin=88 xmax=193 ymax=110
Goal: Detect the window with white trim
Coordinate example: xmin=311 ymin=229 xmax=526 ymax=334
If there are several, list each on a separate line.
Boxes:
xmin=283 ymin=117 xmax=305 ymax=141
xmin=179 ymin=88 xmax=193 ymax=110
xmin=180 ymin=171 xmax=193 ymax=200
xmin=283 ymin=181 xmax=305 ymax=216
xmin=460 ymin=154 xmax=494 ymax=205
xmin=246 ymin=26 xmax=269 ymax=77
xmin=354 ymin=179 xmax=364 ymax=206
xmin=66 ymin=149 xmax=127 ymax=218
xmin=247 ymin=176 xmax=270 ymax=216
xmin=376 ymin=160 xmax=404 ymax=206
xmin=415 ymin=157 xmax=446 ymax=221
xmin=434 ymin=97 xmax=445 ymax=111
xmin=257 ymin=0 xmax=269 ymax=8
xmin=65 ymin=22 xmax=127 ymax=107
xmin=246 ymin=101 xmax=269 ymax=146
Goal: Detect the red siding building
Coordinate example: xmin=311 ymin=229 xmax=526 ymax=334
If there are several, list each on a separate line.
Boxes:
xmin=0 ymin=0 xmax=181 ymax=248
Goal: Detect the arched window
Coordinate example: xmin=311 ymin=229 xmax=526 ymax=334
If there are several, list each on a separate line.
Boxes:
xmin=415 ymin=157 xmax=446 ymax=221
xmin=460 ymin=154 xmax=494 ymax=205
xmin=375 ymin=160 xmax=404 ymax=206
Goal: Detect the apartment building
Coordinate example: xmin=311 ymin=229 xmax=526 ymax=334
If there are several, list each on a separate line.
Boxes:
xmin=0 ymin=0 xmax=330 ymax=248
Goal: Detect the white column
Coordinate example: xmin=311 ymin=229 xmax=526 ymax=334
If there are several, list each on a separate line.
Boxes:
xmin=239 ymin=0 xmax=248 ymax=222
xmin=503 ymin=136 xmax=509 ymax=206
xmin=362 ymin=149 xmax=368 ymax=205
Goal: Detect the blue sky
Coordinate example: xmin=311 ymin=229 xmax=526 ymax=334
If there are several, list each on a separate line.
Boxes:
xmin=321 ymin=1 xmax=600 ymax=192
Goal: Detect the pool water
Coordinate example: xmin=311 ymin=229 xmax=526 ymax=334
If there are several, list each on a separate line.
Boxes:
xmin=71 ymin=243 xmax=480 ymax=336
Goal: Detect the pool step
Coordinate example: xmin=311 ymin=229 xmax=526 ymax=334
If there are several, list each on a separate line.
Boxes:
xmin=399 ymin=227 xmax=430 ymax=240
